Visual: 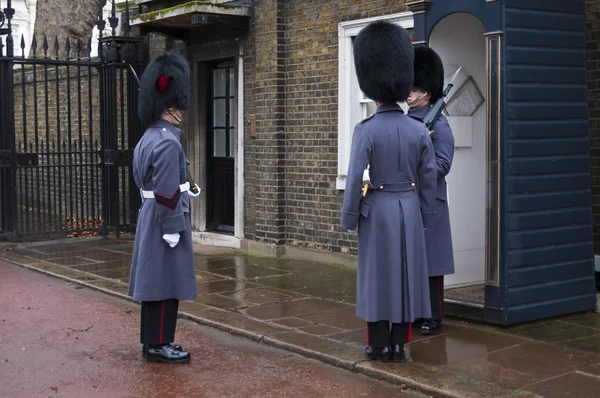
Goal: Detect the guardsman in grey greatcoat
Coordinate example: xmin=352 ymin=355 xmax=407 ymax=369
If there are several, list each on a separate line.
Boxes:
xmin=407 ymin=46 xmax=455 ymax=336
xmin=341 ymin=21 xmax=438 ymax=362
xmin=128 ymin=51 xmax=200 ymax=364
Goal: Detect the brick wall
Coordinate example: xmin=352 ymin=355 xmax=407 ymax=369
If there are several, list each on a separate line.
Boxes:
xmin=587 ymin=0 xmax=600 ymax=255
xmin=282 ymin=0 xmax=409 ymax=253
xmin=243 ymin=0 xmax=287 ymax=244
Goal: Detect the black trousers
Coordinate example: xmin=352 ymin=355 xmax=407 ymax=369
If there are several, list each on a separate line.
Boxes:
xmin=367 ymin=321 xmax=412 ymax=348
xmin=140 ymin=299 xmax=179 ymax=345
xmin=428 ymin=275 xmax=444 ymax=322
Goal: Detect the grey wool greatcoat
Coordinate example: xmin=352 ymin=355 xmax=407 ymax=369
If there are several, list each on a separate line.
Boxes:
xmin=341 ymin=104 xmax=438 ymax=323
xmin=128 ymin=119 xmax=197 ymax=302
xmin=409 ymin=105 xmax=455 ymax=277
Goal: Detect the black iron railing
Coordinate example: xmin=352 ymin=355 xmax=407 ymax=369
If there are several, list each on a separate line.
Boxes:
xmin=0 ymin=0 xmax=145 ymax=240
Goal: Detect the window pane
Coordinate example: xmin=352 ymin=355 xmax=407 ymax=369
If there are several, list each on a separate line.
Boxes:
xmin=213 ymin=129 xmax=226 ymax=157
xmin=229 ymin=98 xmax=235 ymax=127
xmin=229 ymin=128 xmax=235 ymax=158
xmin=366 ymin=101 xmax=377 ymax=116
xmin=213 ymin=69 xmax=226 ymax=97
xmin=229 ymin=68 xmax=235 ymax=94
xmin=213 ymin=99 xmax=226 ymax=127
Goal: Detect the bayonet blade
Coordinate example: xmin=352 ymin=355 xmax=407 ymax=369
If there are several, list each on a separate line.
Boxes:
xmin=442 ymin=66 xmax=462 ymax=97
xmin=448 ymin=66 xmax=462 ymax=85
xmin=128 ymin=64 xmax=141 ymax=86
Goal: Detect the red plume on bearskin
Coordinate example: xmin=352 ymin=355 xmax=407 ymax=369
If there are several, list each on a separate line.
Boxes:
xmin=156 ymin=75 xmax=170 ymax=93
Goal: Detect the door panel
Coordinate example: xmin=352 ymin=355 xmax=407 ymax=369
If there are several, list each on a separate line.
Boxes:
xmin=207 ymin=61 xmax=235 ymax=233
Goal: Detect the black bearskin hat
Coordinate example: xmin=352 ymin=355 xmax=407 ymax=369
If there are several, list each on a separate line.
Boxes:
xmin=413 ymin=46 xmax=445 ymax=103
xmin=138 ymin=51 xmax=190 ymax=127
xmin=353 ymin=21 xmax=414 ymax=103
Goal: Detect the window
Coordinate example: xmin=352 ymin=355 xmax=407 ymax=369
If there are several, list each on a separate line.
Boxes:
xmin=336 ymin=12 xmax=414 ymax=190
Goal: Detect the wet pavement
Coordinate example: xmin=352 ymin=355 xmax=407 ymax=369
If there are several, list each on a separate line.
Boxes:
xmin=3 ymin=237 xmax=600 ymax=397
xmin=0 ymin=262 xmax=418 ymax=397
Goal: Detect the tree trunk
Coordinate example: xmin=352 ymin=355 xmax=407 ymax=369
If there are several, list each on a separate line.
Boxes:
xmin=29 ymin=0 xmax=107 ymax=59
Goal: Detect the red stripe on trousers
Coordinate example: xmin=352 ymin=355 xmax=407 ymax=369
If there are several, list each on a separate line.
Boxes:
xmin=408 ymin=322 xmax=412 ymax=343
xmin=159 ymin=301 xmax=165 ymax=344
xmin=365 ymin=323 xmax=370 ymax=345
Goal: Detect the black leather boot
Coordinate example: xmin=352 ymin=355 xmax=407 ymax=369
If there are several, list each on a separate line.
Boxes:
xmin=364 ymin=345 xmax=392 ymax=362
xmin=142 ymin=344 xmax=191 ymax=364
xmin=143 ymin=343 xmax=183 ymax=352
xmin=420 ymin=319 xmax=441 ymax=335
xmin=391 ymin=344 xmax=406 ymax=362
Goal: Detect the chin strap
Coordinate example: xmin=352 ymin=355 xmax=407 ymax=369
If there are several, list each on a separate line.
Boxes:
xmin=407 ymin=90 xmax=427 ymax=107
xmin=167 ymin=107 xmax=182 ymax=123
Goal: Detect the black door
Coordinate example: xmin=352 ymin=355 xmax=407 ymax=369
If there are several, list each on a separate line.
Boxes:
xmin=206 ymin=60 xmax=235 ymax=233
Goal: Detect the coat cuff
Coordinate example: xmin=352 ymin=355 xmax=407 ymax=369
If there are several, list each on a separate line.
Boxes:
xmin=160 ymin=213 xmax=186 ymax=234
xmin=422 ymin=211 xmax=435 ymax=229
xmin=341 ymin=210 xmax=359 ymax=231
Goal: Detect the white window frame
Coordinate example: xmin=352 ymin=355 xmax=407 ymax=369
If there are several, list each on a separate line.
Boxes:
xmin=337 ymin=11 xmax=414 ymax=190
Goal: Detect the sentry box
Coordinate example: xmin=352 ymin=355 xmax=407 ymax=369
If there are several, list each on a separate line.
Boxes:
xmin=407 ymin=0 xmax=596 ymax=325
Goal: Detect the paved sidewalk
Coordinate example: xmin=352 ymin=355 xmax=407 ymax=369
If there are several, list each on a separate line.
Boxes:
xmin=3 ymin=237 xmax=600 ymax=397
xmin=0 ymin=262 xmax=417 ymax=397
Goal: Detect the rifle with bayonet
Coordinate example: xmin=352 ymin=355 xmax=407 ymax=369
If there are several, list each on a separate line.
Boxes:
xmin=128 ymin=64 xmax=200 ymax=196
xmin=422 ymin=65 xmax=462 ymax=137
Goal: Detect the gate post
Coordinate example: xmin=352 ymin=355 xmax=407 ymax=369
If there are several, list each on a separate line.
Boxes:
xmin=0 ymin=4 xmax=18 ymax=239
xmin=98 ymin=28 xmax=145 ymax=237
xmin=97 ymin=1 xmax=146 ymax=237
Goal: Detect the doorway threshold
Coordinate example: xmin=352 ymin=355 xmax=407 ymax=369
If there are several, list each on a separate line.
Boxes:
xmin=445 ymin=283 xmax=486 ymax=322
xmin=445 ymin=283 xmax=485 ymax=307
xmin=192 ymin=231 xmax=241 ymax=249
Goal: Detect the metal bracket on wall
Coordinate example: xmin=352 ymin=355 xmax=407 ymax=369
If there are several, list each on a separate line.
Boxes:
xmin=247 ymin=114 xmax=256 ymax=139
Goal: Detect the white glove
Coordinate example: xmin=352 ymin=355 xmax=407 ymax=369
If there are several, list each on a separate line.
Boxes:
xmin=187 ymin=184 xmax=201 ymax=198
xmin=162 ymin=233 xmax=180 ymax=248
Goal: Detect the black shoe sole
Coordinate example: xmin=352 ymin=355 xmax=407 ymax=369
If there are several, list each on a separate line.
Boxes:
xmin=420 ymin=328 xmax=440 ymax=336
xmin=143 ymin=354 xmax=191 ymax=364
xmin=365 ymin=354 xmax=393 ymax=362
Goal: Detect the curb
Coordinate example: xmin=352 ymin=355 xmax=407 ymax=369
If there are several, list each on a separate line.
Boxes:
xmin=5 ymin=258 xmax=500 ymax=398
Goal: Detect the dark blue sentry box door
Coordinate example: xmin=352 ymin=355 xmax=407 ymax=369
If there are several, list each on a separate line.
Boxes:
xmin=408 ymin=0 xmax=596 ymax=325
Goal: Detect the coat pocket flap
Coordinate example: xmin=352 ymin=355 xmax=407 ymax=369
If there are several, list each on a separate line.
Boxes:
xmin=359 ymin=202 xmax=370 ymax=218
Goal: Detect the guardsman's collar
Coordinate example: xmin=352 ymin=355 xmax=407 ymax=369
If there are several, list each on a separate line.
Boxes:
xmin=152 ymin=118 xmax=181 ymax=140
xmin=376 ymin=103 xmax=404 ymax=114
xmin=407 ymin=103 xmax=432 ymax=117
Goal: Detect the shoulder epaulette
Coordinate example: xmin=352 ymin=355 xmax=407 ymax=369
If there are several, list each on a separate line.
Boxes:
xmin=358 ymin=113 xmax=375 ymax=124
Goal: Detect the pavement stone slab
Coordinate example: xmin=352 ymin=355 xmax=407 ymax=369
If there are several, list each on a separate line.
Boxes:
xmin=558 ymin=313 xmax=600 ymax=330
xmin=195 ymin=293 xmax=250 ymax=310
xmin=195 ymin=279 xmax=261 ymax=294
xmin=243 ymin=298 xmax=351 ymax=320
xmin=263 ymin=331 xmax=365 ymax=369
xmin=207 ymin=265 xmax=291 ymax=280
xmin=523 ymin=371 xmax=600 ymax=398
xmin=355 ymin=361 xmax=515 ymax=398
xmin=299 ymin=306 xmax=365 ymax=330
xmin=408 ymin=327 xmax=524 ymax=367
xmin=507 ymin=320 xmax=600 ymax=344
xmin=222 ymin=287 xmax=307 ymax=305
